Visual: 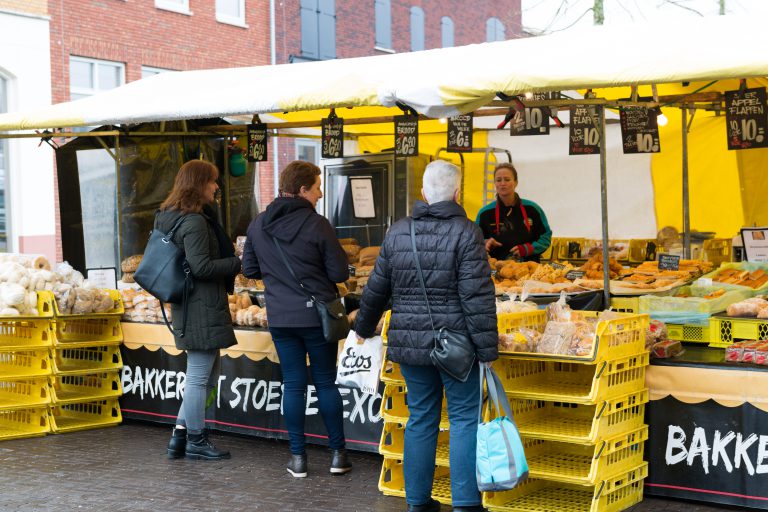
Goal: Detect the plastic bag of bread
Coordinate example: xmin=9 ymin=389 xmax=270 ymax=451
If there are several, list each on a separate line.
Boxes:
xmin=358 ymin=246 xmax=380 ymax=267
xmin=727 ymin=298 xmax=768 ymax=317
xmin=72 ymin=288 xmax=96 ymax=314
xmin=499 ymin=328 xmax=541 ymax=353
xmin=546 ymin=292 xmax=572 ymax=322
xmin=651 ymin=339 xmax=684 ymax=358
xmin=91 ymin=289 xmax=115 ymax=313
xmin=122 ymin=272 xmax=135 ymax=283
xmin=755 ymin=342 xmax=768 ymax=365
xmin=234 ymin=236 xmax=247 ymax=258
xmin=741 ymin=342 xmax=762 ymax=364
xmin=646 ymin=320 xmax=668 ymax=350
xmin=537 ymin=321 xmax=576 ymax=355
xmin=121 ymin=255 xmax=143 ymax=273
xmin=569 ymin=321 xmax=595 ymax=356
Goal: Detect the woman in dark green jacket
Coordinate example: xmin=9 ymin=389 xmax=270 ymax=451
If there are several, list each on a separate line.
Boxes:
xmin=156 ymin=160 xmax=241 ymax=461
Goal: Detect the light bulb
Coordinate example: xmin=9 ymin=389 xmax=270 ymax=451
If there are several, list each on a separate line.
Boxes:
xmin=657 ymin=113 xmax=668 ymax=127
xmin=524 ymin=91 xmax=533 ymax=99
xmin=439 ymin=118 xmax=447 ymax=124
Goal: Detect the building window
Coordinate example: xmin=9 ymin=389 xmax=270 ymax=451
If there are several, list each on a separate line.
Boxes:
xmin=486 ymin=17 xmax=505 ymax=42
xmin=441 ymin=16 xmax=454 ymax=48
xmin=0 ymin=77 xmax=8 ymax=251
xmin=216 ymin=0 xmax=246 ymax=26
xmin=374 ymin=0 xmax=392 ymax=50
xmin=155 ymin=0 xmax=190 ymax=15
xmin=141 ymin=66 xmax=174 ymax=78
xmin=300 ymin=0 xmax=336 ymax=60
xmin=69 ymin=56 xmax=125 ymax=101
xmin=410 ymin=6 xmax=425 ymax=51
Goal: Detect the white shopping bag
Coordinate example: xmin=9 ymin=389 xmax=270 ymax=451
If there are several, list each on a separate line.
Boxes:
xmin=335 ymin=331 xmax=383 ymax=395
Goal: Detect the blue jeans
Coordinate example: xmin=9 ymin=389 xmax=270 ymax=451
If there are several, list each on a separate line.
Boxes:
xmin=400 ymin=362 xmax=481 ymax=508
xmin=270 ymin=326 xmax=346 ymax=455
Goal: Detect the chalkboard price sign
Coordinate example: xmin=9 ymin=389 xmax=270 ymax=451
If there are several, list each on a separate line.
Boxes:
xmin=549 ymin=262 xmax=566 ymax=270
xmin=725 ymin=87 xmax=768 ymax=150
xmin=569 ymin=105 xmax=600 ymax=155
xmin=394 ymin=115 xmax=419 ymax=157
xmin=565 ymin=270 xmax=585 ymax=280
xmin=322 ymin=117 xmax=344 ymax=158
xmin=510 ymin=92 xmax=551 ymax=136
xmin=619 ymin=107 xmax=661 ymax=154
xmin=447 ymin=114 xmax=473 ymax=153
xmin=658 ymin=253 xmax=680 ymax=271
xmin=247 ymin=123 xmax=268 ymax=162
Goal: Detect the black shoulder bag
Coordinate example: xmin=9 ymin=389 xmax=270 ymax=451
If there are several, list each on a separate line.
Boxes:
xmin=271 ymin=237 xmax=349 ymax=343
xmin=410 ymin=219 xmax=476 ymax=382
xmin=134 ymin=214 xmax=192 ymax=337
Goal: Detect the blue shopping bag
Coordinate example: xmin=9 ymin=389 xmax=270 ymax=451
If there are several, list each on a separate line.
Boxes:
xmin=476 ymin=364 xmax=528 ymax=492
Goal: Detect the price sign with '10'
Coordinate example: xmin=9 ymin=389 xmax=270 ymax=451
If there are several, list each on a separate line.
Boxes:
xmin=322 ymin=117 xmax=344 ymax=158
xmin=247 ymin=124 xmax=268 ymax=162
xmin=569 ymin=105 xmax=600 ymax=155
xmin=394 ymin=115 xmax=419 ymax=157
xmin=619 ymin=107 xmax=660 ymax=154
xmin=447 ymin=114 xmax=473 ymax=153
xmin=725 ymin=87 xmax=768 ymax=150
xmin=510 ymin=92 xmax=552 ymax=136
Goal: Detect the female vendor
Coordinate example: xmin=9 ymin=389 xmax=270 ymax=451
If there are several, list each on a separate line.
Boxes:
xmin=475 ymin=163 xmax=552 ymax=262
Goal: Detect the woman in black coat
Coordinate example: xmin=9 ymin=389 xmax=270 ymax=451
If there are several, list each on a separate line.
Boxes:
xmin=156 ymin=160 xmax=241 ymax=461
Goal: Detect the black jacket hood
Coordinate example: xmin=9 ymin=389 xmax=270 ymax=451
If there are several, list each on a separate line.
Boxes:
xmin=261 ymin=197 xmax=315 ymax=242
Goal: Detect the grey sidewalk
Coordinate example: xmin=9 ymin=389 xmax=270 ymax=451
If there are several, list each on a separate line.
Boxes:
xmin=0 ymin=422 xmax=730 ymax=512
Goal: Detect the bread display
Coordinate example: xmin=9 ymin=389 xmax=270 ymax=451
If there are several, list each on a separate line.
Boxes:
xmin=121 ymin=288 xmax=171 ymax=323
xmin=228 ymin=292 xmax=268 ymax=327
xmin=712 ymin=267 xmax=768 ymax=289
xmin=121 ymin=255 xmax=143 ymax=273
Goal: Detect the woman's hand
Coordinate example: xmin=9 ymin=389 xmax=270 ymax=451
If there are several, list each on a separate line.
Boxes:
xmin=485 ymin=238 xmax=502 ymax=253
xmin=509 ymin=246 xmax=521 ymax=258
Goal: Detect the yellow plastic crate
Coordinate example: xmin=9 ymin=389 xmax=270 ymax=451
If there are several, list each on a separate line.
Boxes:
xmin=49 ymin=398 xmax=122 ymax=433
xmin=0 ymin=406 xmax=50 ymax=441
xmin=498 ymin=310 xmax=548 ymax=336
xmin=609 ymin=297 xmax=638 ymax=314
xmin=0 ymin=291 xmax=55 ymax=319
xmin=666 ymin=323 xmax=712 ymax=344
xmin=380 ymin=384 xmax=449 ymax=429
xmin=50 ymin=372 xmax=122 ymax=404
xmin=52 ymin=344 xmax=123 ymax=375
xmin=0 ymin=350 xmax=51 ymax=379
xmin=709 ymin=316 xmax=768 ymax=347
xmin=0 ymin=318 xmax=53 ymax=351
xmin=379 ymin=421 xmax=451 ymax=466
xmin=379 ymin=457 xmax=453 ymax=505
xmin=484 ymin=463 xmax=647 ymax=512
xmin=53 ymin=316 xmax=123 ymax=345
xmin=0 ymin=378 xmax=51 ymax=410
xmin=525 ymin=426 xmax=647 ymax=486
xmin=380 ymin=359 xmax=404 ymax=384
xmin=52 ymin=289 xmax=124 ymax=317
xmin=496 ymin=353 xmax=648 ymax=404
xmin=556 ymin=238 xmax=587 ymax=260
xmin=509 ymin=390 xmax=648 ymax=445
xmin=628 ymin=239 xmax=662 ymax=263
xmin=381 ymin=310 xmax=392 ymax=343
xmin=703 ymin=238 xmax=733 ymax=266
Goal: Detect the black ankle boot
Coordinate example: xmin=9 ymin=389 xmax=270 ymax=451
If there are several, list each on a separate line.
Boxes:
xmin=452 ymin=506 xmax=485 ymax=512
xmin=407 ymin=498 xmax=441 ymax=512
xmin=330 ymin=448 xmax=352 ymax=475
xmin=287 ymin=453 xmax=308 ymax=478
xmin=185 ymin=431 xmax=231 ymax=460
xmin=167 ymin=427 xmax=187 ymax=459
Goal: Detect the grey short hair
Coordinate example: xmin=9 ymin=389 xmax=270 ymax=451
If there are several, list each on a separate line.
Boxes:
xmin=422 ymin=160 xmax=461 ymax=204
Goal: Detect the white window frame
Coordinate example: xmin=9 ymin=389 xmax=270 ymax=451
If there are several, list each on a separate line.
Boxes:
xmin=216 ymin=0 xmax=247 ymax=27
xmin=70 ymin=56 xmax=125 ymax=99
xmin=155 ymin=0 xmax=191 ymax=15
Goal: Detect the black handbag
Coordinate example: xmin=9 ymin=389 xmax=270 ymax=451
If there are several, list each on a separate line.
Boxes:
xmin=134 ymin=213 xmax=192 ymax=337
xmin=410 ymin=219 xmax=476 ymax=382
xmin=271 ymin=237 xmax=350 ymax=343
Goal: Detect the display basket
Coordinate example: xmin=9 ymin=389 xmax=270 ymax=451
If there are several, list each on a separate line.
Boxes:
xmin=379 ymin=421 xmax=451 ymax=466
xmin=628 ymin=239 xmax=662 ymax=263
xmin=0 ymin=406 xmax=50 ymax=441
xmin=709 ymin=316 xmax=768 ymax=347
xmin=525 ymin=425 xmax=647 ymax=486
xmin=608 ymin=297 xmax=638 ymax=314
xmin=50 ymin=372 xmax=122 ymax=404
xmin=666 ymin=322 xmax=712 ymax=344
xmin=379 ymin=457 xmax=452 ymax=505
xmin=53 ymin=316 xmax=123 ymax=345
xmin=0 ymin=350 xmax=51 ymax=379
xmin=0 ymin=290 xmax=55 ymax=319
xmin=52 ymin=344 xmax=123 ymax=375
xmin=500 ymin=312 xmax=648 ymax=364
xmin=498 ymin=310 xmax=547 ymax=337
xmin=496 ymin=353 xmax=648 ymax=405
xmin=380 ymin=359 xmax=404 ymax=384
xmin=0 ymin=318 xmax=53 ymax=351
xmin=484 ymin=463 xmax=647 ymax=512
xmin=49 ymin=398 xmax=121 ymax=433
xmin=52 ymin=289 xmax=124 ymax=317
xmin=507 ymin=390 xmax=648 ymax=445
xmin=638 ymin=285 xmax=752 ymax=316
xmin=701 ymin=262 xmax=768 ymax=292
xmin=0 ymin=378 xmax=51 ymax=410
xmin=380 ymin=384 xmax=449 ymax=429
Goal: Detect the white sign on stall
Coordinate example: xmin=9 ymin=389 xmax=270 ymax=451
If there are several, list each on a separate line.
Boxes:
xmin=350 ymin=177 xmax=376 ymax=219
xmin=87 ymin=267 xmax=118 ymax=289
xmin=741 ymin=228 xmax=768 ymax=262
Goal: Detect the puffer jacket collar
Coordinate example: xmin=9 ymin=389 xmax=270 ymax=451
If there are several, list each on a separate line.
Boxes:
xmin=261 ymin=196 xmax=315 ymax=243
xmin=412 ymin=200 xmax=467 ymax=220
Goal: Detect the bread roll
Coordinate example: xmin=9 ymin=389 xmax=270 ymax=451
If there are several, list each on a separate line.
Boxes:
xmin=358 ymin=246 xmax=380 ymax=267
xmin=121 ymin=255 xmax=143 ymax=273
xmin=32 ymin=256 xmax=51 ymax=271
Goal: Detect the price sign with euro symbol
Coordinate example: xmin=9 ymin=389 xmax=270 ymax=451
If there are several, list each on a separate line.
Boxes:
xmin=394 ymin=115 xmax=419 ymax=157
xmin=447 ymin=114 xmax=473 ymax=153
xmin=247 ymin=124 xmax=268 ymax=162
xmin=322 ymin=117 xmax=344 ymax=158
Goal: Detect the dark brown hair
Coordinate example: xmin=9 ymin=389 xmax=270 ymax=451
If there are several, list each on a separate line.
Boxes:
xmin=494 ymin=163 xmax=518 ymax=181
xmin=279 ymin=160 xmax=321 ymax=195
xmin=160 ymin=160 xmax=219 ymax=214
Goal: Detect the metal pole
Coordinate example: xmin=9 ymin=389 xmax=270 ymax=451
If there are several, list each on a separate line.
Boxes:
xmin=599 ymin=106 xmax=611 ymax=307
xmin=114 ymin=134 xmax=123 ymax=273
xmin=682 ymin=106 xmax=691 ymax=259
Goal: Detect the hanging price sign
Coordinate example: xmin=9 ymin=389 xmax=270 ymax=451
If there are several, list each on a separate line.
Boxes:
xmin=725 ymin=87 xmax=768 ymax=150
xmin=322 ymin=117 xmax=344 ymax=158
xmin=619 ymin=107 xmax=660 ymax=154
xmin=447 ymin=114 xmax=473 ymax=153
xmin=247 ymin=123 xmax=268 ymax=162
xmin=394 ymin=115 xmax=419 ymax=157
xmin=569 ymin=105 xmax=600 ymax=155
xmin=510 ymin=92 xmax=551 ymax=136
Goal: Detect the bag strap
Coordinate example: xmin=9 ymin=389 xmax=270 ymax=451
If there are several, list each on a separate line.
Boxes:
xmin=158 ymin=261 xmax=191 ymax=337
xmin=271 ymin=237 xmax=317 ymax=303
xmin=479 ymin=364 xmax=516 ymax=424
xmin=409 ymin=219 xmax=437 ymax=337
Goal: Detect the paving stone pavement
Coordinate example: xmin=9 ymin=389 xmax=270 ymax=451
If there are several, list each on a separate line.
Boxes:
xmin=0 ymin=421 xmax=734 ymax=512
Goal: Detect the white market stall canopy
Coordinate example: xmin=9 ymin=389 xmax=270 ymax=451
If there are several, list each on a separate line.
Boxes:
xmin=1 ymin=15 xmax=767 ymax=131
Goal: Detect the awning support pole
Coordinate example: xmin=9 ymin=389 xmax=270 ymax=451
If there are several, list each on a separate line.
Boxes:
xmin=599 ymin=106 xmax=610 ymax=307
xmin=115 ymin=134 xmax=123 ymax=272
xmin=682 ymin=106 xmax=691 ymax=259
